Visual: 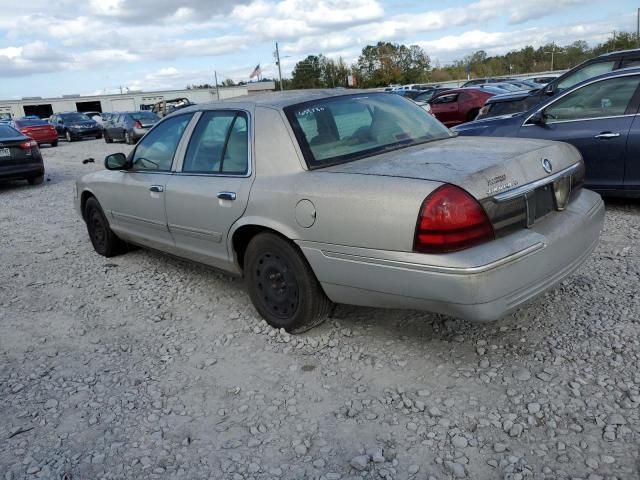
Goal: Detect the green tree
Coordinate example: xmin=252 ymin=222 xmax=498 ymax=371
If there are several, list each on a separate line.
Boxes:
xmin=221 ymin=78 xmax=236 ymax=87
xmin=291 ymin=55 xmax=323 ymax=88
xmin=355 ymin=42 xmax=430 ymax=87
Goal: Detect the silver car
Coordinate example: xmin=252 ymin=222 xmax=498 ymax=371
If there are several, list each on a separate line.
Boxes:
xmin=75 ymin=90 xmax=605 ymax=332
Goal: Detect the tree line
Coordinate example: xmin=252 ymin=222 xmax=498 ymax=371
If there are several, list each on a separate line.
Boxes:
xmin=188 ymin=30 xmax=637 ymax=90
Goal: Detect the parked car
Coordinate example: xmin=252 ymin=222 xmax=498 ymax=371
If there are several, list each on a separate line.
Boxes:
xmin=453 ymin=68 xmax=640 ymax=195
xmin=477 ymin=49 xmax=640 ymax=120
xmin=152 ymin=98 xmax=194 ymax=118
xmin=412 ymin=88 xmax=452 ymax=104
xmin=391 ymin=89 xmax=423 ymax=100
xmin=0 ymin=124 xmax=44 ymax=185
xmin=461 ymin=78 xmax=513 ymax=87
xmin=50 ymin=112 xmax=102 ymax=142
xmin=11 ymin=118 xmax=58 ymax=147
xmin=76 ymin=90 xmax=604 ymax=332
xmin=0 ymin=113 xmax=12 ymax=122
xmin=524 ymin=74 xmax=560 ymax=85
xmin=83 ymin=111 xmax=105 ymax=124
xmin=429 ymin=87 xmax=497 ymax=126
xmin=104 ymin=111 xmax=160 ymax=144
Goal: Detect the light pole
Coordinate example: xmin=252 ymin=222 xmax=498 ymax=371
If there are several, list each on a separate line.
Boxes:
xmin=275 ymin=42 xmax=283 ymax=90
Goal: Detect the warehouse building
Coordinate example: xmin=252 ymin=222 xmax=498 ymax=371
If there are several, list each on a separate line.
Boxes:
xmin=0 ymin=82 xmax=275 ymax=119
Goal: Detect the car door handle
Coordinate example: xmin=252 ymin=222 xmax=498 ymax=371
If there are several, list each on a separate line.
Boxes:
xmin=594 ymin=132 xmax=620 ymax=139
xmin=149 ymin=185 xmax=164 ymax=193
xmin=217 ymin=191 xmax=236 ymax=201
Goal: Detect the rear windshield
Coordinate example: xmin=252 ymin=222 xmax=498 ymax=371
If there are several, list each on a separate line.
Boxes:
xmin=284 ymin=93 xmax=451 ymax=168
xmin=131 ymin=112 xmax=159 ymax=122
xmin=15 ymin=119 xmax=48 ymax=127
xmin=60 ymin=113 xmax=91 ymax=122
xmin=0 ymin=125 xmax=21 ymax=137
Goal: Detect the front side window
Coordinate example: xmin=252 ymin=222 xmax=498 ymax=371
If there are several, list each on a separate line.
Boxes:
xmin=285 ymin=93 xmax=451 ymax=168
xmin=183 ymin=111 xmax=248 ymax=174
xmin=131 ymin=113 xmax=192 ymax=171
xmin=556 ymin=61 xmax=616 ymax=91
xmin=544 ymin=75 xmax=640 ymax=122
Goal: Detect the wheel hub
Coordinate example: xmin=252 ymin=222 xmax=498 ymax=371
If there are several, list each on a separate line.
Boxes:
xmin=255 ymin=253 xmax=298 ymax=319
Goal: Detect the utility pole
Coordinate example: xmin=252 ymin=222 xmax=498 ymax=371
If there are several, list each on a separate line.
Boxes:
xmin=637 ymin=8 xmax=639 ymax=47
xmin=214 ymin=70 xmax=220 ymax=100
xmin=275 ymin=42 xmax=284 ymax=90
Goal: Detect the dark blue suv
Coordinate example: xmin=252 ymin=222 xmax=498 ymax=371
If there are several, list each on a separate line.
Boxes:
xmin=453 ymin=68 xmax=640 ymax=196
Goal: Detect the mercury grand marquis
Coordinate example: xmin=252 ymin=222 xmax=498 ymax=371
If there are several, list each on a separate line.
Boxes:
xmin=75 ymin=90 xmax=605 ymax=332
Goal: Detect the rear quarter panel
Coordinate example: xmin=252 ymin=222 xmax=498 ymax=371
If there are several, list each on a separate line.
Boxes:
xmin=238 ymin=105 xmax=442 ymax=252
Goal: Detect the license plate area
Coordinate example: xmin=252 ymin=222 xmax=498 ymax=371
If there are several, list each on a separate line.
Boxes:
xmin=0 ymin=147 xmax=10 ymax=158
xmin=525 ymin=184 xmax=556 ymax=227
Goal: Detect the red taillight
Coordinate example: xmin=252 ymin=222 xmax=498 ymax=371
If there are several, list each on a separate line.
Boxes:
xmin=134 ymin=120 xmax=143 ymax=129
xmin=19 ymin=140 xmax=38 ymax=150
xmin=414 ymin=184 xmax=495 ymax=254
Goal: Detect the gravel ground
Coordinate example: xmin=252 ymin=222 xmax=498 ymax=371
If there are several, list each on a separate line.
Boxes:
xmin=1 ymin=138 xmax=639 ymax=480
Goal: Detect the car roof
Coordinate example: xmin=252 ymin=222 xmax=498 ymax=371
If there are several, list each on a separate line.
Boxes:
xmin=180 ymin=89 xmax=373 ymax=111
xmin=598 ymin=48 xmax=640 ymax=58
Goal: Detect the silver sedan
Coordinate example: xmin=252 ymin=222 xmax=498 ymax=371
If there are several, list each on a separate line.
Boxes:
xmin=75 ymin=90 xmax=605 ymax=332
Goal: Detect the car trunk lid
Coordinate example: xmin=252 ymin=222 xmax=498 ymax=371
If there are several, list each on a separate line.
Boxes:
xmin=322 ymin=136 xmax=581 ymax=201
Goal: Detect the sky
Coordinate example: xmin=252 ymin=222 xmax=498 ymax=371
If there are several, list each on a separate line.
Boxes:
xmin=0 ymin=0 xmax=637 ymax=99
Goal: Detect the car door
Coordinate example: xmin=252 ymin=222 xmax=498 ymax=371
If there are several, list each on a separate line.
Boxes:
xmin=109 ymin=115 xmax=123 ymax=140
xmin=164 ymin=110 xmax=253 ymax=270
xmin=430 ymin=93 xmax=460 ymax=127
xmin=623 ymin=114 xmax=640 ymax=191
xmin=105 ymin=113 xmax=194 ymax=250
xmin=518 ymin=74 xmax=640 ymax=191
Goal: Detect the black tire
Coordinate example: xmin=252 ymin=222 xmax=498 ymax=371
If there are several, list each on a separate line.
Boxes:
xmin=244 ymin=233 xmax=332 ymax=333
xmin=104 ymin=132 xmax=113 ymax=144
xmin=27 ymin=174 xmax=44 ymax=185
xmin=124 ymin=131 xmax=134 ymax=145
xmin=96 ymin=134 xmax=103 ymax=140
xmin=51 ymin=141 xmax=58 ymax=147
xmin=65 ymin=130 xmax=73 ymax=142
xmin=466 ymin=108 xmax=480 ymax=122
xmin=84 ymin=197 xmax=127 ymax=257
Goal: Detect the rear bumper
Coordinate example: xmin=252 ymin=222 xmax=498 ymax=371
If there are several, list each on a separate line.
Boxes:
xmin=0 ymin=163 xmax=44 ymax=180
xmin=299 ymin=189 xmax=604 ymax=321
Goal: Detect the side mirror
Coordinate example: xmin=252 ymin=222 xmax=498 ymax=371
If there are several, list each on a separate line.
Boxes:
xmin=529 ymin=110 xmax=546 ymax=125
xmin=105 ymin=153 xmax=128 ymax=170
xmin=545 ymin=84 xmax=555 ymax=95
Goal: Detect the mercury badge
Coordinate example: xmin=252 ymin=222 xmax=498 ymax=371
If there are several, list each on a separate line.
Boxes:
xmin=542 ymin=158 xmax=553 ymax=174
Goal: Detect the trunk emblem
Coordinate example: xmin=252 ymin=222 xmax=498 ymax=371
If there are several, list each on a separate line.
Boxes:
xmin=542 ymin=158 xmax=553 ymax=174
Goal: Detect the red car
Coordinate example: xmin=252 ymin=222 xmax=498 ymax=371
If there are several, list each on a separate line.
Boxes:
xmin=429 ymin=88 xmax=496 ymax=127
xmin=11 ymin=119 xmax=58 ymax=147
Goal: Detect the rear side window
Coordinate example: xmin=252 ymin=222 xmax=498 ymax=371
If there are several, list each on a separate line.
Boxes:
xmin=182 ymin=111 xmax=248 ymax=175
xmin=131 ymin=113 xmax=193 ymax=171
xmin=556 ymin=61 xmax=616 ymax=91
xmin=544 ymin=75 xmax=640 ymax=122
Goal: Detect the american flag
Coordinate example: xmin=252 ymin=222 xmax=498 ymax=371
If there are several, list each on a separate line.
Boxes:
xmin=249 ymin=64 xmax=261 ymax=80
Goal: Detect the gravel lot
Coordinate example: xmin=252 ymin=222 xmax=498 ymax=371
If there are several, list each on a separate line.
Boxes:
xmin=1 ymin=138 xmax=639 ymax=480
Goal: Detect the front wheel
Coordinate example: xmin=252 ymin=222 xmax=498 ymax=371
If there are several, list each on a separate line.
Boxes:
xmin=104 ymin=132 xmax=113 ymax=143
xmin=244 ymin=233 xmax=332 ymax=333
xmin=84 ymin=197 xmax=127 ymax=257
xmin=124 ymin=131 xmax=134 ymax=145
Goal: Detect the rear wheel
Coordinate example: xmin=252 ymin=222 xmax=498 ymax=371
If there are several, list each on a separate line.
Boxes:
xmin=51 ymin=141 xmax=58 ymax=147
xmin=65 ymin=130 xmax=73 ymax=142
xmin=84 ymin=197 xmax=127 ymax=257
xmin=104 ymin=132 xmax=113 ymax=143
xmin=27 ymin=174 xmax=44 ymax=185
xmin=244 ymin=233 xmax=332 ymax=333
